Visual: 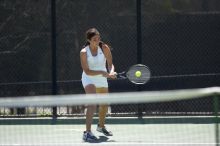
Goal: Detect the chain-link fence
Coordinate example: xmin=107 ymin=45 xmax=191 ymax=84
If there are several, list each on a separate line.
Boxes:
xmin=0 ymin=0 xmax=220 ymax=117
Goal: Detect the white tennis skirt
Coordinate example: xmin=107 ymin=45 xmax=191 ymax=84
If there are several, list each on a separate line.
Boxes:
xmin=81 ymin=72 xmax=108 ymax=88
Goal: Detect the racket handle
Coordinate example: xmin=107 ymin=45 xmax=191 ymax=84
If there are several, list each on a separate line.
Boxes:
xmin=116 ymin=72 xmax=126 ymax=79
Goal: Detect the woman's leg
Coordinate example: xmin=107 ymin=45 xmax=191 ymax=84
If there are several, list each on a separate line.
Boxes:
xmin=84 ymin=84 xmax=96 ymax=132
xmin=96 ymin=87 xmax=109 ymax=128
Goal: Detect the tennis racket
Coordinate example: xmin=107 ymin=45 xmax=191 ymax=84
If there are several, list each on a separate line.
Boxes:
xmin=116 ymin=64 xmax=151 ymax=84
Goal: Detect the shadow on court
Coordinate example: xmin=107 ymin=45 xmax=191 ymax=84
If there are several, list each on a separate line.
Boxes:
xmin=90 ymin=136 xmax=116 ymax=143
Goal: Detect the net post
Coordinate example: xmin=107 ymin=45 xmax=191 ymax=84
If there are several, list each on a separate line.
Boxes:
xmin=213 ymin=94 xmax=219 ymax=146
xmin=51 ymin=0 xmax=57 ymax=119
xmin=136 ymin=0 xmax=142 ymax=63
xmin=136 ymin=0 xmax=143 ymax=118
xmin=136 ymin=85 xmax=143 ymax=118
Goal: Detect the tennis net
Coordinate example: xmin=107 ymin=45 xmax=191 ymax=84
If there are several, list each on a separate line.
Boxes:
xmin=0 ymin=87 xmax=219 ymax=146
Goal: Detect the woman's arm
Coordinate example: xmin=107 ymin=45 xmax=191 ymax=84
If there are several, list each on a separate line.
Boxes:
xmin=102 ymin=44 xmax=116 ymax=78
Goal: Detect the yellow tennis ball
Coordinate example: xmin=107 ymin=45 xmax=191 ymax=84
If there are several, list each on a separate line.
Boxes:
xmin=135 ymin=71 xmax=142 ymax=77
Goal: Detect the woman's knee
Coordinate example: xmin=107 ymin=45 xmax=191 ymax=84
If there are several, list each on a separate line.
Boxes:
xmin=99 ymin=105 xmax=108 ymax=112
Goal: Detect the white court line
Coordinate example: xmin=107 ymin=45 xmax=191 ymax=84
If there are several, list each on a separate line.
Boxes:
xmin=54 ymin=128 xmax=83 ymax=132
xmin=0 ymin=143 xmax=218 ymax=146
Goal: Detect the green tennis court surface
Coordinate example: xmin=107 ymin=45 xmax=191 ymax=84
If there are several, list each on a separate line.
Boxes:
xmin=0 ymin=117 xmax=219 ymax=146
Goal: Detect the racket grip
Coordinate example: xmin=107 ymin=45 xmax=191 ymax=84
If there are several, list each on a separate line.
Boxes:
xmin=116 ymin=72 xmax=126 ymax=79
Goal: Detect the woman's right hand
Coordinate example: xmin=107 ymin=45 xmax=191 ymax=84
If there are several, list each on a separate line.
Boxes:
xmin=101 ymin=71 xmax=110 ymax=78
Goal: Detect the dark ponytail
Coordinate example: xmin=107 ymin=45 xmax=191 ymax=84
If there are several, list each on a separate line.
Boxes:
xmin=99 ymin=41 xmax=113 ymax=51
xmin=99 ymin=41 xmax=104 ymax=48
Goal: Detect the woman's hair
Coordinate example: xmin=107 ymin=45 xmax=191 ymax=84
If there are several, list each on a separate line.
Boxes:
xmin=86 ymin=28 xmax=100 ymax=40
xmin=82 ymin=28 xmax=111 ymax=49
xmin=82 ymin=28 xmax=99 ymax=48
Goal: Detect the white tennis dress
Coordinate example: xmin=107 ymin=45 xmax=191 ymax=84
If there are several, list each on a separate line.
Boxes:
xmin=81 ymin=46 xmax=108 ymax=88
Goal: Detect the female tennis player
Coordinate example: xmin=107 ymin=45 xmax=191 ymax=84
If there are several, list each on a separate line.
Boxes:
xmin=80 ymin=28 xmax=116 ymax=142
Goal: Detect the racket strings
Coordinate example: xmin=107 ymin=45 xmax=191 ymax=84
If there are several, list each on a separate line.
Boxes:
xmin=126 ymin=66 xmax=151 ymax=84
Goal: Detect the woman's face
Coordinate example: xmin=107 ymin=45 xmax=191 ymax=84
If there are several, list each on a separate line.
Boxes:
xmin=89 ymin=34 xmax=100 ymax=47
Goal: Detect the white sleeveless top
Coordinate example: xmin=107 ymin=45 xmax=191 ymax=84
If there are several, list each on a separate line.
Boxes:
xmin=82 ymin=46 xmax=107 ymax=76
xmin=81 ymin=46 xmax=108 ymax=88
